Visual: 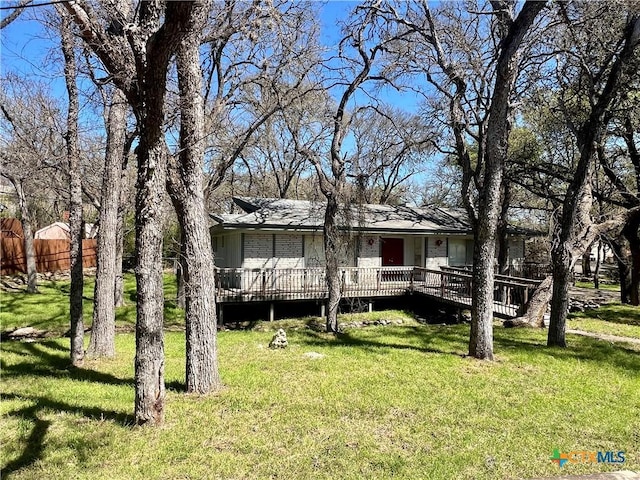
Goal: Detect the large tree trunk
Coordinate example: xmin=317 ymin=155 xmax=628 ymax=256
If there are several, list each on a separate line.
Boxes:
xmin=469 ymin=189 xmax=499 ymax=361
xmin=324 ymin=194 xmax=341 ymax=333
xmin=622 ymin=210 xmax=640 ymax=306
xmin=61 ymin=19 xmax=84 ymax=367
xmin=505 ymin=275 xmax=552 ymax=328
xmin=10 ymin=178 xmax=38 ymax=293
xmin=547 ymin=14 xmax=640 ymax=347
xmin=548 ymin=241 xmax=572 ymax=347
xmin=88 ymin=89 xmax=127 ymax=358
xmin=134 ymin=139 xmax=167 ymax=425
xmin=466 ymin=1 xmax=546 ymax=360
xmin=612 ymin=237 xmax=633 ymax=304
xmin=166 ymin=8 xmax=221 ymax=394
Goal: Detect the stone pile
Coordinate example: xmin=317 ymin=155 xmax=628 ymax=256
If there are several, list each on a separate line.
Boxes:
xmin=268 ymin=328 xmax=288 ymax=349
xmin=339 ymin=318 xmax=404 ymax=330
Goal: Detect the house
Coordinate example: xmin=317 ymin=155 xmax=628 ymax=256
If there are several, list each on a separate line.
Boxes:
xmin=34 ymin=222 xmax=98 ymax=240
xmin=210 ymin=197 xmax=526 ymax=272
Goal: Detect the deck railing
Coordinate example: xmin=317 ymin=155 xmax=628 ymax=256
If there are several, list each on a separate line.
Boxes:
xmin=214 ymin=265 xmax=541 ymax=317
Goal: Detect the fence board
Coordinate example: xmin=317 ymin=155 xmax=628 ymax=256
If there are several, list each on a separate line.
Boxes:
xmin=0 ymin=238 xmax=97 ymax=274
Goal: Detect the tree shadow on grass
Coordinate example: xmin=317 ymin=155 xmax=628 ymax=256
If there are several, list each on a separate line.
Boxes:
xmin=494 ymin=329 xmax=640 ymax=372
xmin=293 ymin=324 xmax=640 ymax=372
xmin=0 ymin=392 xmax=133 ymax=478
xmin=294 ymin=325 xmax=471 ymax=357
xmin=1 ymin=341 xmax=133 ymax=387
xmin=569 ymin=304 xmax=640 ymax=327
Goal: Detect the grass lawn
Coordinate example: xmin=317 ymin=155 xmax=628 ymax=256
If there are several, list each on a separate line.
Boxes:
xmin=0 ymin=274 xmax=183 ymax=335
xmin=568 ymin=303 xmax=640 ymax=340
xmin=575 ymin=280 xmax=621 ymax=292
xmin=1 ymin=277 xmax=639 ymax=479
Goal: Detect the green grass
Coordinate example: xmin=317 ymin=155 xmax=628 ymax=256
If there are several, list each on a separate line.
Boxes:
xmin=568 ymin=303 xmax=640 ymax=340
xmin=2 ymin=325 xmax=639 ymax=479
xmin=0 ymin=274 xmax=183 ymax=334
xmin=2 ymin=277 xmax=639 ymax=478
xmin=575 ymin=281 xmax=621 ymax=291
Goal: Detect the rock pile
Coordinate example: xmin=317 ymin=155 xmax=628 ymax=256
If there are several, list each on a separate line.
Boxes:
xmin=339 ymin=319 xmax=404 ymax=330
xmin=269 ymin=328 xmax=288 ymax=349
xmin=568 ymin=298 xmax=602 ymax=313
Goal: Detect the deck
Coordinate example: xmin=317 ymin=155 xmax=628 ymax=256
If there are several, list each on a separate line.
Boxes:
xmin=214 ymin=266 xmax=541 ymax=319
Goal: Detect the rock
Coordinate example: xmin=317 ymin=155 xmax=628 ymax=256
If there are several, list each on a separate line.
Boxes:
xmin=6 ymin=326 xmax=47 ymax=340
xmin=303 ymin=351 xmax=325 ymax=360
xmin=269 ymin=328 xmax=288 ymax=349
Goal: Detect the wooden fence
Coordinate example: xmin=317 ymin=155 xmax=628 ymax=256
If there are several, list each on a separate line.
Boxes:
xmin=0 ymin=238 xmax=97 ymax=274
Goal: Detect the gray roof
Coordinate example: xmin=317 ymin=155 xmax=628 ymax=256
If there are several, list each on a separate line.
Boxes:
xmin=210 ymin=197 xmax=474 ymax=235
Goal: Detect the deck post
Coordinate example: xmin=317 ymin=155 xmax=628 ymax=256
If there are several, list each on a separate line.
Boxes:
xmin=320 ymin=302 xmax=326 ymax=319
xmin=269 ymin=303 xmax=275 ymax=322
xmin=217 ymin=304 xmax=224 ymax=326
xmin=368 ymin=300 xmax=373 ymax=313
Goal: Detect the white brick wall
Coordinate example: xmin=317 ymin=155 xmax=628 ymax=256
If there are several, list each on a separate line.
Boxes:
xmin=426 ymin=236 xmax=448 ymax=269
xmin=274 ymin=234 xmax=304 ymax=268
xmin=305 ymin=234 xmax=325 ymax=267
xmin=358 ymin=236 xmax=381 ymax=267
xmin=243 ymin=233 xmax=273 ymax=269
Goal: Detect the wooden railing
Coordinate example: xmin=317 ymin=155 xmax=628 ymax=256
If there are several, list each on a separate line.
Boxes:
xmin=214 ymin=266 xmax=541 ymax=317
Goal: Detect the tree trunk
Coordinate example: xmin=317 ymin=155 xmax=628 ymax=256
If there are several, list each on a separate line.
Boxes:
xmin=469 ymin=198 xmax=498 ymax=360
xmin=582 ymin=249 xmax=592 ymax=276
xmin=548 ymin=243 xmax=572 ymax=347
xmin=505 ymin=275 xmax=552 ymax=328
xmin=175 ymin=233 xmax=186 ymax=309
xmin=88 ymin=88 xmax=127 ymax=358
xmin=134 ymin=139 xmax=167 ymax=425
xmin=622 ymin=211 xmax=640 ymax=306
xmin=497 ymin=181 xmax=511 ymax=276
xmin=610 ymin=238 xmax=632 ymax=303
xmin=593 ymin=239 xmax=601 ymax=289
xmin=61 ymin=19 xmax=84 ymax=367
xmin=466 ymin=1 xmax=546 ymax=360
xmin=324 ymin=194 xmax=341 ymax=333
xmin=166 ymin=5 xmax=221 ymax=394
xmin=114 ymin=204 xmax=125 ymax=307
xmin=10 ymin=178 xmax=38 ymax=293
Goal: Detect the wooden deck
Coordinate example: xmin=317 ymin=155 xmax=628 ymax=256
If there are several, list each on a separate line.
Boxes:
xmin=214 ymin=266 xmax=541 ymax=319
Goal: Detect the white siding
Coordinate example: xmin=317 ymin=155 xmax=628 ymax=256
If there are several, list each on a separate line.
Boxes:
xmin=448 ymin=238 xmax=467 ymax=266
xmin=212 ymin=232 xmax=241 ymax=268
xmin=404 ymin=237 xmax=414 ymax=266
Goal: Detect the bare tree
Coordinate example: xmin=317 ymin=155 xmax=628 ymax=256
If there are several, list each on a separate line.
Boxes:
xmin=88 ymin=86 xmax=129 ymax=359
xmin=350 ymin=107 xmax=434 ymax=204
xmin=63 ymin=0 xmax=205 ymax=425
xmin=547 ymin=5 xmax=640 ymax=347
xmin=380 ymin=0 xmax=547 ymax=359
xmin=59 ymin=14 xmax=85 ymax=366
xmin=0 ymin=77 xmax=65 ymax=293
xmin=166 ymin=0 xmax=221 ymax=394
xmin=201 ymin=1 xmax=324 ymax=202
xmin=297 ymin=5 xmax=393 ymax=333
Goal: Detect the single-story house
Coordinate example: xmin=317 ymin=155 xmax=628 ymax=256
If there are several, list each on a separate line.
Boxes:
xmin=35 ymin=222 xmax=97 ymax=240
xmin=210 ymin=197 xmax=526 ymax=273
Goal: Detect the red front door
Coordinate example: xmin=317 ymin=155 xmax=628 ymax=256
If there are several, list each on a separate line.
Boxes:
xmin=381 ymin=238 xmax=404 ymax=266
